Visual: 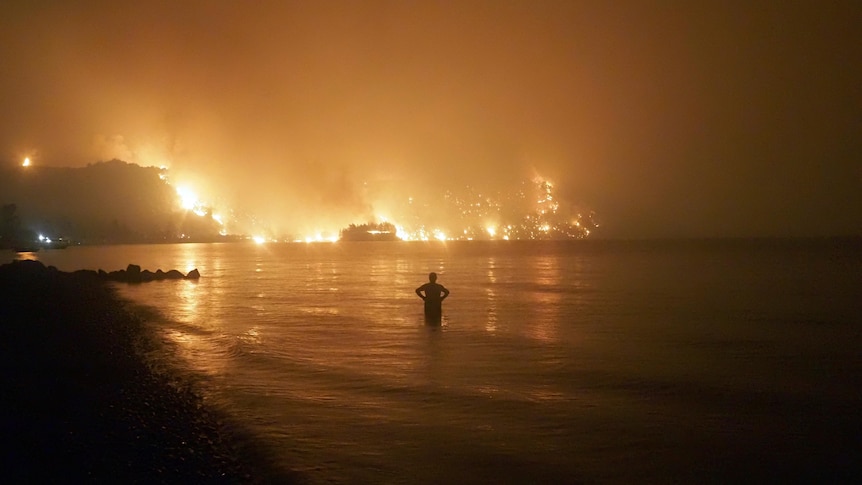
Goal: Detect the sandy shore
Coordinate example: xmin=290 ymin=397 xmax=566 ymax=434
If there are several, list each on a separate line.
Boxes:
xmin=0 ymin=260 xmax=298 ymax=483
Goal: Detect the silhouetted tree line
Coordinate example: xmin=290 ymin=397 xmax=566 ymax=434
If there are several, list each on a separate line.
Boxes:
xmin=339 ymin=222 xmax=398 ymax=241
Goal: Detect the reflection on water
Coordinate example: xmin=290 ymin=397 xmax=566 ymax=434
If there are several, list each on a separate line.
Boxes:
xmin=239 ymin=326 xmax=261 ymax=346
xmin=485 ymin=256 xmax=497 ymax=333
xmin=13 ymin=251 xmax=39 ymax=262
xmin=176 ymin=278 xmax=200 ymax=324
xmin=162 ymin=279 xmax=237 ymax=377
xmin=179 ymin=243 xmax=202 ymax=274
xmin=17 ymin=240 xmax=860 ymax=483
xmin=526 ymin=254 xmax=562 ymax=343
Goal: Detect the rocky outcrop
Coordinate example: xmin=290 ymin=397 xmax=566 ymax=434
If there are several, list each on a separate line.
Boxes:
xmin=99 ymin=264 xmax=200 ymax=283
xmin=61 ymin=263 xmax=199 ymax=283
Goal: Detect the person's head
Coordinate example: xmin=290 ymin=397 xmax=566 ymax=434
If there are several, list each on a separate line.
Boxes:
xmin=428 ymin=272 xmax=437 ymax=282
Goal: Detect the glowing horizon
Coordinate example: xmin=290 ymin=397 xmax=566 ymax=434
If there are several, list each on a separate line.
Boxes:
xmin=148 ymin=164 xmax=596 ymax=243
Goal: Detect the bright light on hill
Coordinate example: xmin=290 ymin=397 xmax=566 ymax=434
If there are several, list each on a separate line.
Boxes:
xmin=22 ymin=157 xmax=31 ymax=167
xmin=175 ymin=186 xmax=198 ymax=210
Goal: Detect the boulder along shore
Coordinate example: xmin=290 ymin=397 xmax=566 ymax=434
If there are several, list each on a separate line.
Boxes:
xmin=0 ymin=260 xmax=298 ymax=484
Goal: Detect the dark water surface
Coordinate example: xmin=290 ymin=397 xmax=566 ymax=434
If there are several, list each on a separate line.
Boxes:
xmin=25 ymin=239 xmax=862 ymax=483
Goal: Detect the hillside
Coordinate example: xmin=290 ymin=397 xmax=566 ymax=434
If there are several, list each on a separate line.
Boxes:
xmin=0 ymin=160 xmax=222 ymax=245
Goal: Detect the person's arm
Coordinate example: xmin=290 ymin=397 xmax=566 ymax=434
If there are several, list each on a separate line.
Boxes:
xmin=415 ymin=286 xmax=426 ymax=299
xmin=441 ymin=286 xmax=450 ymax=300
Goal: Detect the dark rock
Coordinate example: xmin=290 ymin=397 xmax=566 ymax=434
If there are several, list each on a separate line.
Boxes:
xmin=54 ymin=264 xmax=193 ymax=284
xmin=165 ymin=270 xmax=184 ymax=280
xmin=11 ymin=259 xmax=47 ymax=273
xmin=73 ymin=269 xmax=99 ymax=279
xmin=125 ymin=264 xmax=142 ymax=282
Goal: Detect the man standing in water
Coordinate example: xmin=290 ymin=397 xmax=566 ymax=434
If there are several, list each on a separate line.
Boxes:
xmin=415 ymin=272 xmax=450 ymax=323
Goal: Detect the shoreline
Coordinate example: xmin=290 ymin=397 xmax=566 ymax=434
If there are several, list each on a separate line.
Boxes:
xmin=0 ymin=260 xmax=298 ymax=483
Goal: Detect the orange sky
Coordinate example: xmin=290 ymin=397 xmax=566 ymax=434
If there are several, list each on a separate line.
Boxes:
xmin=1 ymin=1 xmax=859 ymax=237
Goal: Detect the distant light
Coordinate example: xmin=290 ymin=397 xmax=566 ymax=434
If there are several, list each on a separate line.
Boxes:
xmin=299 ymin=233 xmax=337 ymax=243
xmin=486 ymin=226 xmax=496 ymax=237
xmin=395 ymin=225 xmax=410 ymax=240
xmin=22 ymin=157 xmax=31 ymax=167
xmin=252 ymin=235 xmax=266 ymax=244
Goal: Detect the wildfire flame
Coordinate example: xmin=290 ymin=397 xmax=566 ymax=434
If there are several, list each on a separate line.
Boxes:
xmin=157 ymin=164 xmax=593 ymax=242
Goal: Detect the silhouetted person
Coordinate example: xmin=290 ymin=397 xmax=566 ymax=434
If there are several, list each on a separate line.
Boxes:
xmin=416 ymin=272 xmax=449 ymax=323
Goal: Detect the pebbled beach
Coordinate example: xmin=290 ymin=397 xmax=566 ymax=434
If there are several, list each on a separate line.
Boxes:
xmin=0 ymin=260 xmax=296 ymax=484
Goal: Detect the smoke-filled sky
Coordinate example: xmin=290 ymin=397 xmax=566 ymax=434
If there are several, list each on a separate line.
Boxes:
xmin=1 ymin=1 xmax=859 ymax=238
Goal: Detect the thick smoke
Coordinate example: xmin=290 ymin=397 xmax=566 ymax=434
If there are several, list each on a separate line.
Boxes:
xmin=1 ymin=2 xmax=860 ymax=238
